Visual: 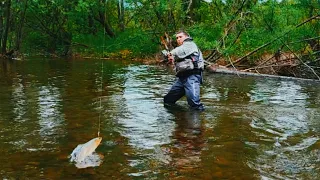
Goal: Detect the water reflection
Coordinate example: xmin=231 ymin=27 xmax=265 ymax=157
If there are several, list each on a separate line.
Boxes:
xmin=37 ymin=85 xmax=65 ymax=145
xmin=165 ymin=107 xmax=204 ymax=175
xmin=12 ymin=76 xmax=28 ymax=122
xmin=112 ymin=65 xmax=176 ymax=178
xmin=9 ymin=74 xmax=30 ymax=151
xmin=119 ymin=65 xmax=175 ymax=150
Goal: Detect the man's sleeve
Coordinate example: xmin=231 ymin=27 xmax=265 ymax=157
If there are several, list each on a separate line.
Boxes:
xmin=170 ymin=42 xmax=198 ymax=59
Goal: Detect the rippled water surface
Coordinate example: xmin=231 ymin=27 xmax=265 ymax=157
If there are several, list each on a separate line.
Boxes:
xmin=0 ymin=58 xmax=319 ymax=179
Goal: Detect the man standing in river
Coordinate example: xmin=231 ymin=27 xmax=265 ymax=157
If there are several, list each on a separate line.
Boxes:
xmin=164 ymin=30 xmax=205 ymax=111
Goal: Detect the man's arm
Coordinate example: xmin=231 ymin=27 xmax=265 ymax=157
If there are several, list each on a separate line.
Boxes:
xmin=170 ymin=41 xmax=199 ymax=60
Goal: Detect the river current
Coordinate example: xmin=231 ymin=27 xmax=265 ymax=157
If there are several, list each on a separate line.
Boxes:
xmin=0 ymin=58 xmax=319 ymax=179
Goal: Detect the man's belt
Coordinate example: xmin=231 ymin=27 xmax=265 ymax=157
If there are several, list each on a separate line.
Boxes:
xmin=176 ymin=68 xmax=202 ymax=78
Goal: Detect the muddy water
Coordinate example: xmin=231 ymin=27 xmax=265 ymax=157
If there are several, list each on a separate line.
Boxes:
xmin=0 ymin=58 xmax=319 ymax=179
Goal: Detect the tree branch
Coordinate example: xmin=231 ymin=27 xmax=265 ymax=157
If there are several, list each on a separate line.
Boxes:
xmin=226 ymin=14 xmax=320 ymax=67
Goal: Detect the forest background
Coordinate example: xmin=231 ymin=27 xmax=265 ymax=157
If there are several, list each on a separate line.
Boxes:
xmin=0 ymin=0 xmax=319 ymax=78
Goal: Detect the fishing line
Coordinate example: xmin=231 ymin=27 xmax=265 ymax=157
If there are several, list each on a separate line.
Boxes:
xmin=98 ymin=1 xmax=107 ymax=137
xmin=98 ymin=53 xmax=103 ymax=137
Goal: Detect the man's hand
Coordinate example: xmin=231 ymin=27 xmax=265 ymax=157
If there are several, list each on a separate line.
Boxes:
xmin=167 ymin=53 xmax=174 ymax=64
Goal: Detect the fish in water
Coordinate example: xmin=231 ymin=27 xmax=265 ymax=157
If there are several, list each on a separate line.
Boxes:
xmin=70 ymin=137 xmax=102 ymax=168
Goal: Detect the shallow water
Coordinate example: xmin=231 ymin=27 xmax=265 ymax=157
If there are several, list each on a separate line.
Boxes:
xmin=0 ymin=58 xmax=319 ymax=179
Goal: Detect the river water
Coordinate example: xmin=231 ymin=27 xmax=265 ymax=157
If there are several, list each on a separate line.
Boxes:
xmin=0 ymin=58 xmax=319 ymax=179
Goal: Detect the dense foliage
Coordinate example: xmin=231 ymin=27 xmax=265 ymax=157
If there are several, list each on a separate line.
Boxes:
xmin=0 ymin=0 xmax=319 ymax=63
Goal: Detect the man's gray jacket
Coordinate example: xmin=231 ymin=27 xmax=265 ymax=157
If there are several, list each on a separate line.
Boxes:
xmin=170 ymin=37 xmax=204 ymax=77
xmin=170 ymin=37 xmax=202 ymax=62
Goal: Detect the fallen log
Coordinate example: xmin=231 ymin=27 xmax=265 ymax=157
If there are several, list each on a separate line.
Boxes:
xmin=244 ymin=64 xmax=298 ymax=71
xmin=206 ymin=64 xmax=320 ymax=83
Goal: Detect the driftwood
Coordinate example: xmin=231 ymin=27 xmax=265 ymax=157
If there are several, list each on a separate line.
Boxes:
xmin=244 ymin=64 xmax=298 ymax=72
xmin=83 ymin=57 xmax=111 ymax=60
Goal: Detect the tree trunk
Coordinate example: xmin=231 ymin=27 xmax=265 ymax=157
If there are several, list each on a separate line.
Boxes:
xmin=2 ymin=0 xmax=11 ymax=54
xmin=0 ymin=3 xmax=3 ymax=52
xmin=15 ymin=0 xmax=28 ymax=52
xmin=93 ymin=11 xmax=115 ymax=38
xmin=88 ymin=14 xmax=97 ymax=35
xmin=61 ymin=30 xmax=72 ymax=57
xmin=183 ymin=0 xmax=200 ymax=24
xmin=183 ymin=0 xmax=193 ymax=24
xmin=117 ymin=0 xmax=125 ymax=31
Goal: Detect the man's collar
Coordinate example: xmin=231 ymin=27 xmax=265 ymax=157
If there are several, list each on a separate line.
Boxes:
xmin=183 ymin=37 xmax=193 ymax=42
